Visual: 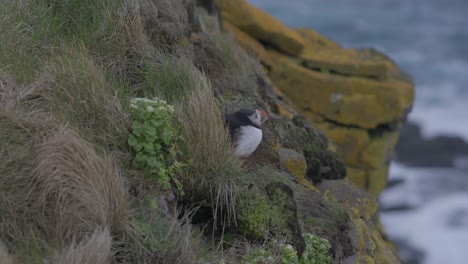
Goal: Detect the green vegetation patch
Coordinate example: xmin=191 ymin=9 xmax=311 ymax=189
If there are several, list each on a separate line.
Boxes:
xmin=128 ymin=97 xmax=184 ymax=191
xmin=236 ymin=188 xmax=289 ymax=240
xmin=241 ymin=233 xmax=331 ymax=264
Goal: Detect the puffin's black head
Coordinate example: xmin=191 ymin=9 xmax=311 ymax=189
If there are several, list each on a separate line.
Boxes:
xmin=236 ymin=109 xmax=268 ymax=127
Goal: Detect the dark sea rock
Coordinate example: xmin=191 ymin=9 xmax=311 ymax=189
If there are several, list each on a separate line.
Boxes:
xmin=395 ymin=121 xmax=468 ymax=167
xmin=393 ymin=239 xmax=425 ymax=264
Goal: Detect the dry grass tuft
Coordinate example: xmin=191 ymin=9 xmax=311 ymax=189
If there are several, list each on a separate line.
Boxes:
xmin=125 ymin=206 xmax=206 ymax=264
xmin=142 ymin=52 xmax=198 ymax=102
xmin=0 ymin=71 xmax=129 ymax=261
xmin=0 ymin=112 xmax=130 ymax=258
xmin=176 ymin=72 xmax=243 ymax=227
xmin=52 ymin=228 xmax=113 ymax=264
xmin=42 ymin=43 xmax=130 ymax=147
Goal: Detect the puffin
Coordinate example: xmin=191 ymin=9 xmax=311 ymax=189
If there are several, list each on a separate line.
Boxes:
xmin=224 ymin=109 xmax=269 ymax=157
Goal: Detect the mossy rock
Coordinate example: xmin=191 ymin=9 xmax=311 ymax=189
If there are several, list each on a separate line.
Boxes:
xmin=264 ymin=115 xmax=346 ymax=184
xmin=317 ymin=180 xmax=378 ymax=222
xmin=236 ymin=182 xmax=305 ymax=255
xmin=321 ymin=149 xmax=347 ymax=180
xmin=277 ymin=148 xmax=312 ymax=189
xmin=344 ymin=218 xmax=400 ymax=264
xmin=296 ymin=188 xmax=355 ymax=260
xmin=318 ymin=122 xmax=400 ymax=170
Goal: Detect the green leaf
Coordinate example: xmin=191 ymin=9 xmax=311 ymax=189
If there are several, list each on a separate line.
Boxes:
xmin=149 ymin=198 xmax=158 ymax=210
xmin=132 ymin=121 xmax=141 ymax=130
xmin=161 ymin=181 xmax=171 ymax=191
xmin=144 ymin=126 xmax=157 ymax=137
xmin=146 ymin=156 xmax=160 ymax=168
xmin=132 ymin=128 xmax=141 ymax=137
xmin=151 ymin=119 xmax=163 ymax=127
xmin=143 ymin=142 xmax=154 ymax=152
xmin=134 ymin=152 xmax=146 ymax=168
xmin=135 ymin=152 xmax=146 ymax=163
xmin=154 ymin=143 xmax=161 ymax=150
xmin=133 ymin=142 xmax=143 ymax=152
xmin=127 ymin=134 xmax=137 ymax=146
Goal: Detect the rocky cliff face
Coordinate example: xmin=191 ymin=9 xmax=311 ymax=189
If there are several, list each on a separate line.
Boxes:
xmin=0 ymin=0 xmax=412 ymax=262
xmin=215 ymin=0 xmax=415 ymax=197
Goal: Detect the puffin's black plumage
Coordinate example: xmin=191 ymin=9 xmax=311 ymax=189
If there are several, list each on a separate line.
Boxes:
xmin=224 ymin=109 xmax=268 ymax=156
xmin=224 ymin=109 xmax=258 ymax=141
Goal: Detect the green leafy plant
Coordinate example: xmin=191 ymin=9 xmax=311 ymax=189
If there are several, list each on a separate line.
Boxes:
xmin=241 ymin=248 xmax=275 ymax=264
xmin=301 ymin=233 xmax=332 ymax=264
xmin=128 ymin=97 xmax=183 ymax=191
xmin=280 ymin=244 xmax=299 ymax=264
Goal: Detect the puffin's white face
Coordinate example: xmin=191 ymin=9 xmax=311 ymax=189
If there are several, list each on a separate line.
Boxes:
xmin=248 ymin=109 xmax=268 ymax=127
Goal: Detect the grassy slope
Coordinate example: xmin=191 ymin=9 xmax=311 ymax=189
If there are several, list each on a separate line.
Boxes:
xmin=0 ymin=0 xmax=256 ymax=262
xmin=0 ymin=1 xmax=349 ymax=263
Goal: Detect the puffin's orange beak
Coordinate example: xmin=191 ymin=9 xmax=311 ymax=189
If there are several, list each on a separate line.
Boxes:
xmin=257 ymin=109 xmax=268 ymax=124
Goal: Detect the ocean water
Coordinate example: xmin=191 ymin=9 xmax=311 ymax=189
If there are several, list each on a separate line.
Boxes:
xmin=247 ymin=0 xmax=468 ymax=263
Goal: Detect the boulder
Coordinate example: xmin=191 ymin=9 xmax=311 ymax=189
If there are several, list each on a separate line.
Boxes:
xmin=395 ymin=121 xmax=468 ymax=167
xmin=277 ymin=148 xmax=313 ymax=189
xmin=317 ymin=179 xmax=378 ymax=222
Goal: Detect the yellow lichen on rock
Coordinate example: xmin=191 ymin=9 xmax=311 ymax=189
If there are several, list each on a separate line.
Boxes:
xmin=346 ymin=167 xmax=367 ymax=190
xmin=318 ymin=180 xmax=378 ymax=221
xmin=300 ymin=47 xmax=396 ymax=78
xmin=268 ymin=50 xmax=414 ymax=129
xmin=318 ymin=180 xmax=400 ymax=262
xmin=222 ymin=21 xmax=273 ymax=66
xmin=295 ymin=28 xmax=341 ymax=48
xmin=215 ymin=0 xmax=305 ymax=56
xmin=277 ymin=148 xmax=317 ymax=191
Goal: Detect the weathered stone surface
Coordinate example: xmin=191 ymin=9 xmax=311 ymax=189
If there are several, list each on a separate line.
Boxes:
xmin=296 ymin=189 xmax=355 ymax=260
xmin=342 ymin=254 xmax=375 ymax=264
xmin=300 ymin=47 xmax=396 ymax=78
xmin=269 ymin=51 xmax=414 ymax=129
xmin=215 ymin=0 xmax=305 ymax=55
xmin=295 ymin=28 xmax=341 ymax=49
xmin=346 ymin=166 xmax=390 ymax=197
xmin=347 ymin=167 xmax=367 ymax=189
xmin=277 ymin=148 xmax=313 ymax=189
xmin=317 ymin=180 xmax=378 ymax=222
xmin=348 ymin=218 xmax=377 ymax=257
xmin=267 ymin=116 xmax=346 ymax=184
xmin=266 ymin=182 xmax=306 ymax=256
xmin=345 ymin=218 xmax=399 ymax=264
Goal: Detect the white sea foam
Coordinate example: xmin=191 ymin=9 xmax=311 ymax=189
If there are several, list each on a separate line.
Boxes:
xmin=410 ymin=95 xmax=468 ymax=142
xmin=381 ymin=163 xmax=468 ymax=264
xmin=381 ymin=193 xmax=468 ymax=264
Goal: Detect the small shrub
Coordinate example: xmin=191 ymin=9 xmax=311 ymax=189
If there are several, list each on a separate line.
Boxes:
xmin=240 ymin=233 xmax=331 ymax=264
xmin=128 ymin=97 xmax=184 ymax=191
xmin=280 ymin=244 xmax=299 ymax=264
xmin=301 ymin=233 xmax=332 ymax=264
xmin=241 ymin=248 xmax=275 ymax=264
